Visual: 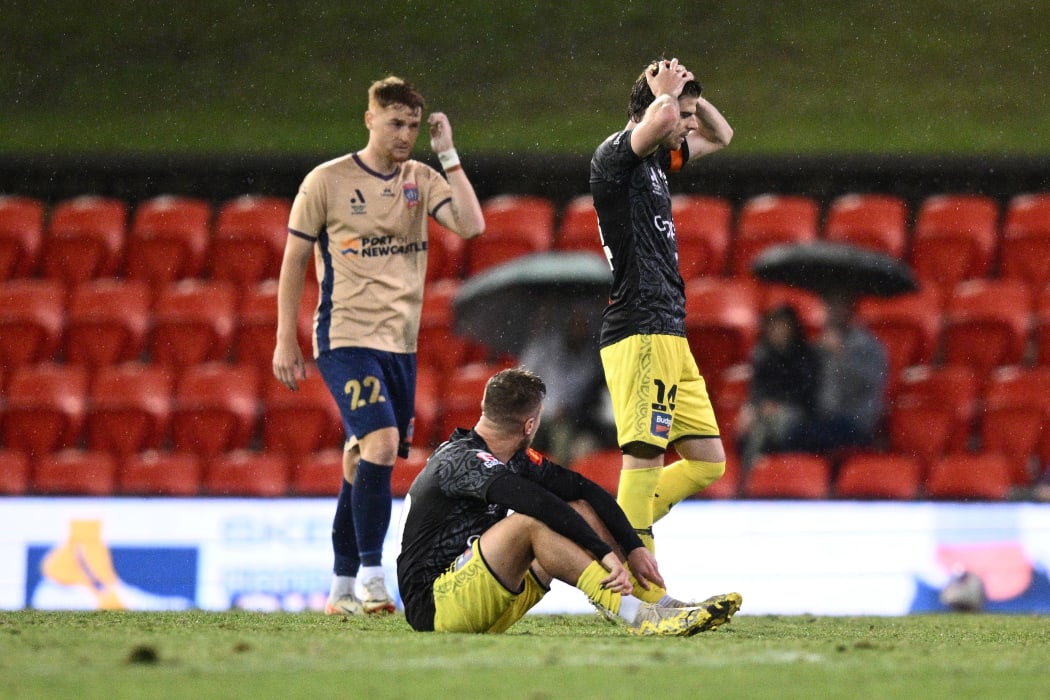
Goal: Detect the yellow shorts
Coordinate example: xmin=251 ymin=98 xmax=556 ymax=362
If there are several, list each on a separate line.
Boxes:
xmin=432 ymin=538 xmax=547 ymax=633
xmin=600 ymin=334 xmax=720 ymax=450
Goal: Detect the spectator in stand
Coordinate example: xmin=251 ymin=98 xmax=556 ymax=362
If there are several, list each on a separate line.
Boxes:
xmin=781 ymin=294 xmax=889 ymax=456
xmin=518 ymin=306 xmax=615 ymax=465
xmin=736 ymin=304 xmax=821 ymax=469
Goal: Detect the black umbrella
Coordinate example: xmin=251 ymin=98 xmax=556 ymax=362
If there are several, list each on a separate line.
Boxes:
xmin=751 ymin=241 xmax=917 ymax=298
xmin=452 ymin=251 xmax=611 ymax=355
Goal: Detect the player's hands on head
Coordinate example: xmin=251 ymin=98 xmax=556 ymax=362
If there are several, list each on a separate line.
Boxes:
xmin=646 ymin=57 xmax=694 ymax=99
xmin=428 ymin=112 xmax=454 ymax=152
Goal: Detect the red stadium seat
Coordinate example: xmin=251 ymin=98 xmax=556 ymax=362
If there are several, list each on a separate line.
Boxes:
xmin=672 ymin=194 xmax=733 ymax=278
xmin=924 ymin=452 xmax=1011 ymax=501
xmin=64 ymin=278 xmax=151 ymax=369
xmin=0 ymin=195 xmax=45 ymax=279
xmin=856 ymin=286 xmax=942 ymax=396
xmin=126 ymin=195 xmax=212 ymax=294
xmin=742 ymin=453 xmax=831 ymax=499
xmin=999 ymin=192 xmax=1050 ymax=296
xmin=290 ymin=448 xmax=344 ymax=497
xmin=150 ymin=279 xmax=237 ymax=371
xmin=437 ymin=361 xmax=498 ymax=441
xmin=0 ymin=449 xmax=31 ymax=495
xmin=119 ymin=450 xmax=203 ymax=497
xmin=40 ymin=195 xmax=128 ymax=291
xmin=260 ymin=368 xmax=342 ymax=461
xmin=170 ymin=362 xmax=260 ymax=459
xmin=87 ymin=363 xmax=174 ymax=460
xmin=416 ymin=278 xmax=483 ymax=374
xmin=210 ymin=195 xmax=292 ymax=293
xmin=412 ymin=363 xmax=442 ymax=449
xmin=1038 ymin=286 xmax=1050 ymax=367
xmin=708 ymin=363 xmax=751 ymax=454
xmin=204 ymin=449 xmax=289 ymax=497
xmin=0 ymin=279 xmax=66 ymax=372
xmin=731 ymin=194 xmax=820 ymax=276
xmin=909 ymin=194 xmax=999 ymax=301
xmin=940 ymin=279 xmax=1032 ymax=382
xmin=32 ymin=449 xmax=118 ymax=496
xmin=426 ymin=217 xmax=467 ymax=282
xmin=2 ymin=363 xmax=89 ymax=457
xmin=235 ymin=277 xmax=319 ymax=373
xmin=466 ymin=195 xmax=554 ymax=275
xmin=834 ymin=452 xmax=922 ymax=500
xmin=888 ymin=365 xmax=980 ymax=470
xmin=822 ymin=193 xmax=909 ymax=259
xmin=684 ymin=277 xmax=761 ymax=379
xmin=979 ymin=365 xmax=1050 ymax=486
xmin=234 ymin=280 xmax=280 ymax=373
xmin=392 ymin=447 xmax=429 ymax=497
xmin=568 ymin=448 xmax=623 ymax=495
xmin=555 ymin=194 xmax=601 ymax=255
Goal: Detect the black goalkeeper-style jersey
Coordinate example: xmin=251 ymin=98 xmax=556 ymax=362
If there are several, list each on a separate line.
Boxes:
xmin=590 ymin=129 xmax=691 ymax=348
xmin=396 ymin=428 xmax=643 ymax=631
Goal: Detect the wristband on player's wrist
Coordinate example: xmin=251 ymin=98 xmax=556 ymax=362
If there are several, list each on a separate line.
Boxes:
xmin=437 ymin=148 xmax=462 ymax=173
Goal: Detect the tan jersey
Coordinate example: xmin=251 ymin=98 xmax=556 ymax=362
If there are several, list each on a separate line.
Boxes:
xmin=289 ymin=153 xmax=453 ymax=356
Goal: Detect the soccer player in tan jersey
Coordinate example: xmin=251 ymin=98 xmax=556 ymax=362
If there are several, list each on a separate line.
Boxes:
xmin=273 ymin=76 xmax=484 ymax=615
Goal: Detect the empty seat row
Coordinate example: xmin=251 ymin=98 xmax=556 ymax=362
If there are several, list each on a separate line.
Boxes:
xmin=0 ymin=354 xmax=514 ymax=466
xmin=0 ymin=361 xmax=340 ymax=461
xmin=0 ymin=192 xmax=555 ymax=288
xmin=551 ymin=191 xmax=1050 ymax=297
xmin=567 ymin=446 xmax=1017 ymax=502
xmin=0 ymin=445 xmax=432 ymax=498
xmin=0 ymin=436 xmax=1016 ymax=502
xmin=0 ymin=194 xmax=291 ymax=293
xmin=6 ymin=191 xmax=1050 ymax=294
xmin=0 ymin=277 xmax=316 ymax=377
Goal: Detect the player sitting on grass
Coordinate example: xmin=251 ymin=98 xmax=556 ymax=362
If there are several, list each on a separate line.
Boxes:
xmin=396 ymin=367 xmax=741 ymax=635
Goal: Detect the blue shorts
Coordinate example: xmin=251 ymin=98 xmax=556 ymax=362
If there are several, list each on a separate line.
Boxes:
xmin=316 ymin=347 xmax=416 ymax=458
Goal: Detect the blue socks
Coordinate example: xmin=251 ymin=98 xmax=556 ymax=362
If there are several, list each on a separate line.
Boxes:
xmin=351 ymin=459 xmax=393 ymax=567
xmin=332 ymin=478 xmax=359 ymax=577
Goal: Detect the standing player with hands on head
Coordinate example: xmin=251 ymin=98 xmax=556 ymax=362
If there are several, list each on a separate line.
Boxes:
xmin=396 ymin=367 xmax=741 ymax=635
xmin=273 ymin=76 xmax=484 ymax=616
xmin=590 ymin=57 xmax=735 ymax=600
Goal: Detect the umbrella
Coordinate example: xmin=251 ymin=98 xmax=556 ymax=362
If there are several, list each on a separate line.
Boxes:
xmin=451 ymin=251 xmax=612 ymax=355
xmin=751 ymin=241 xmax=917 ymax=298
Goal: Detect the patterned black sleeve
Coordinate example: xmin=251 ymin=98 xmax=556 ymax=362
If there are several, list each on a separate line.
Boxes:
xmin=485 ymin=472 xmax=613 ymax=561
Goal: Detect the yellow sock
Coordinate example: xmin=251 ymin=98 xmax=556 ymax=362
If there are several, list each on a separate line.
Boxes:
xmin=628 ymin=572 xmax=668 ymax=604
xmin=576 ymin=560 xmax=621 ymax=614
xmin=652 ymin=459 xmax=726 ymax=522
xmin=616 ymin=466 xmax=661 ymax=552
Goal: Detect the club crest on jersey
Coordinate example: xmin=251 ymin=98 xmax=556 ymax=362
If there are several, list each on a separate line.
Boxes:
xmin=475 ymin=451 xmax=502 ymax=469
xmin=402 ymin=182 xmax=420 ymax=208
xmin=650 ymin=411 xmax=672 ymax=438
